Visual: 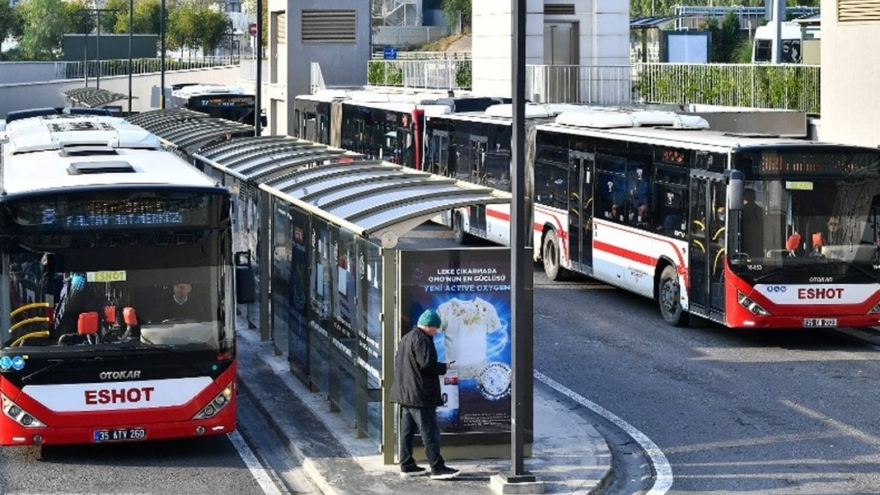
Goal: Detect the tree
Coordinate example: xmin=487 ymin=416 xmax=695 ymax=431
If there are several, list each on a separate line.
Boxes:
xmin=442 ymin=0 xmax=470 ymax=32
xmin=101 ymin=0 xmax=130 ymax=34
xmin=195 ymin=7 xmax=229 ymax=55
xmin=114 ymin=0 xmax=162 ymax=34
xmin=18 ymin=0 xmax=66 ymax=60
xmin=134 ymin=0 xmax=162 ymax=34
xmin=61 ymin=0 xmax=94 ymax=35
xmin=0 ymin=1 xmax=14 ymax=48
xmin=708 ymin=11 xmax=742 ymax=63
xmin=167 ymin=3 xmax=199 ymax=53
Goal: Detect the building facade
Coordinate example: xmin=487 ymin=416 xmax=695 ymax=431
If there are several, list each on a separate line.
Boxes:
xmin=817 ymin=0 xmax=880 ymax=147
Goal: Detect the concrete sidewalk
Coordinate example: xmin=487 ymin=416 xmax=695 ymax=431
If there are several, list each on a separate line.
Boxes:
xmin=236 ymin=326 xmax=613 ymax=494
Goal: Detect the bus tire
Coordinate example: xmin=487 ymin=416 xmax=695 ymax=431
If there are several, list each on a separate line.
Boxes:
xmin=542 ymin=229 xmax=564 ymax=281
xmin=659 ymin=265 xmax=690 ymax=327
xmin=452 ymin=212 xmax=468 ymax=245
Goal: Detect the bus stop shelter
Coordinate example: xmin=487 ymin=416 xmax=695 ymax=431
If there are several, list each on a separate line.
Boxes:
xmin=62 ymin=87 xmax=131 ymax=109
xmin=132 ymin=110 xmax=523 ymax=464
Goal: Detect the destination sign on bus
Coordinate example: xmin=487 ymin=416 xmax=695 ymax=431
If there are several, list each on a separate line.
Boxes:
xmin=197 ymin=96 xmax=255 ymax=108
xmin=757 ymin=151 xmax=880 ymax=176
xmin=58 ymin=211 xmax=183 ymax=228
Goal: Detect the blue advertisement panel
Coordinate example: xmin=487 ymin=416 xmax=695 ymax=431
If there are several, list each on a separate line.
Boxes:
xmin=398 ymin=248 xmax=511 ymax=435
xmin=286 ymin=204 xmax=310 ymax=377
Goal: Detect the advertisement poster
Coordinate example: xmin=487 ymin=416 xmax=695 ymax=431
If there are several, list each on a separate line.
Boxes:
xmin=287 ymin=205 xmax=310 ymax=376
xmin=399 ymin=248 xmax=511 ymax=434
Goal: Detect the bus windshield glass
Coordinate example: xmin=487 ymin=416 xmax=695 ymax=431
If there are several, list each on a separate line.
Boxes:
xmin=0 ymin=191 xmax=230 ymax=352
xmin=729 ymin=150 xmax=880 ymax=284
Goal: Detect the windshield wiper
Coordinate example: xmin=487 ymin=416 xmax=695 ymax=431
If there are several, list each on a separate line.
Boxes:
xmin=138 ymin=336 xmax=210 ymax=375
xmin=21 ymin=356 xmax=104 ymax=383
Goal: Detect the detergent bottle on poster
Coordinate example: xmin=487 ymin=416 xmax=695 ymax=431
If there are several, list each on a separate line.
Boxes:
xmin=437 ymin=368 xmax=459 ymax=430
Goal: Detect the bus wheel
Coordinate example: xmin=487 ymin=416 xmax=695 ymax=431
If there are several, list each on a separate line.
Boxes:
xmin=543 ymin=230 xmax=564 ymax=281
xmin=452 ymin=212 xmax=468 ymax=245
xmin=659 ymin=265 xmax=689 ymax=327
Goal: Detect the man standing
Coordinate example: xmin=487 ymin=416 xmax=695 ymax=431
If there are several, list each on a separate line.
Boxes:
xmin=391 ymin=309 xmax=460 ymax=480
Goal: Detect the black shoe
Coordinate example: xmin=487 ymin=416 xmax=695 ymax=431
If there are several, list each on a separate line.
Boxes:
xmin=430 ymin=466 xmax=460 ymax=480
xmin=400 ymin=465 xmax=427 ymax=477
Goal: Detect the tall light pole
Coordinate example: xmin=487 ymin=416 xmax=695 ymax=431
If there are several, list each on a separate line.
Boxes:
xmin=128 ymin=0 xmax=133 ymax=114
xmin=255 ymin=0 xmax=262 ymax=136
xmin=160 ymin=0 xmax=166 ymax=109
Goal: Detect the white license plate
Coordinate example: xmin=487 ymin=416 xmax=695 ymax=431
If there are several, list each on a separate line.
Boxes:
xmin=94 ymin=427 xmax=146 ymax=443
xmin=803 ymin=318 xmax=837 ymax=328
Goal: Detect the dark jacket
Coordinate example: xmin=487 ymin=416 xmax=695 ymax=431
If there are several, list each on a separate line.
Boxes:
xmin=390 ymin=326 xmax=448 ymax=408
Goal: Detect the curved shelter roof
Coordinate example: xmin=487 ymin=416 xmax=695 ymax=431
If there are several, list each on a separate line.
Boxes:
xmin=192 ymin=135 xmax=510 ymax=246
xmin=62 ymin=87 xmax=131 ymax=108
xmin=127 ymin=109 xmax=254 ymax=150
xmin=131 ymin=110 xmax=509 ymax=247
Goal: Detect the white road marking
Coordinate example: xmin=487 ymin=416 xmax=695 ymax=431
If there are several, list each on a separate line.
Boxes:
xmin=535 ymin=370 xmax=673 ymax=494
xmin=228 ymin=430 xmax=285 ymax=495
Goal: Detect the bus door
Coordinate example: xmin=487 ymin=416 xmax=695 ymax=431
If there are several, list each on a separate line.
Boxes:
xmin=569 ymin=151 xmax=595 ymax=273
xmin=470 ymin=136 xmax=488 ymax=234
xmin=689 ymin=174 xmax=727 ymax=317
xmin=426 ymin=129 xmax=450 ymax=176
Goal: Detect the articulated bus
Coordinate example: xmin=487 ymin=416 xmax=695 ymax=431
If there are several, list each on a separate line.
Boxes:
xmin=0 ymin=112 xmax=253 ymax=445
xmin=292 ymin=89 xmax=503 ymax=169
xmin=427 ymin=105 xmax=880 ymax=329
xmin=421 ymin=102 xmax=593 ymax=244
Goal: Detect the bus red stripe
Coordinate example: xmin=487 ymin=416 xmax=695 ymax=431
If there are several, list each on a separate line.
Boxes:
xmin=594 ymin=240 xmax=657 ymax=266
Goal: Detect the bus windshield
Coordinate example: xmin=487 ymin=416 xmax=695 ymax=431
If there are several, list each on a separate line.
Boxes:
xmin=0 ymin=192 xmax=230 ymax=352
xmin=729 ymin=151 xmax=880 ymax=284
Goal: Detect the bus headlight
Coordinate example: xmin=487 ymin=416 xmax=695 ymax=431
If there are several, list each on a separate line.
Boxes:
xmin=192 ymin=383 xmax=234 ymax=420
xmin=869 ymin=302 xmax=880 ymax=314
xmin=738 ymin=291 xmax=770 ymax=316
xmin=1 ymin=394 xmax=45 ymax=428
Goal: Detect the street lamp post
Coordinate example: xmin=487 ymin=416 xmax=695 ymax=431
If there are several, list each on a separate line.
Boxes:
xmin=128 ymin=0 xmax=133 ymax=114
xmin=160 ymin=0 xmax=166 ymax=109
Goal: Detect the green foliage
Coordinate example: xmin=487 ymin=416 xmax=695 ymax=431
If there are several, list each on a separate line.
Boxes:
xmin=132 ymin=0 xmax=162 ymax=35
xmin=100 ymin=0 xmax=129 ymax=34
xmin=633 ymin=63 xmax=820 ymax=113
xmin=18 ymin=0 xmax=66 ymax=60
xmin=167 ymin=3 xmax=199 ymax=51
xmin=455 ymin=60 xmax=471 ymax=88
xmin=442 ymin=0 xmax=471 ymax=31
xmin=367 ymin=61 xmax=403 ymax=86
xmin=0 ymin=1 xmax=14 ymax=45
xmin=195 ymin=9 xmax=230 ymax=55
xmin=61 ymin=0 xmax=93 ymax=34
xmin=707 ymin=11 xmax=742 ymax=63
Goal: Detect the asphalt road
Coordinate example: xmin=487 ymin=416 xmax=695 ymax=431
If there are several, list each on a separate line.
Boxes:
xmin=532 ymin=269 xmax=880 ymax=495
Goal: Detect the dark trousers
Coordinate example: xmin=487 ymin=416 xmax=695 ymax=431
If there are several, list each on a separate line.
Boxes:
xmin=399 ymin=405 xmax=445 ymax=471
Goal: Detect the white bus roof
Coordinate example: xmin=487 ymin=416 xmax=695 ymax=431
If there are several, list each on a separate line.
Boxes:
xmin=0 ymin=114 xmax=218 ymax=197
xmin=171 ymin=84 xmax=247 ymax=97
xmin=554 ymin=109 xmax=710 ymax=130
xmin=536 ymin=119 xmax=819 ymax=154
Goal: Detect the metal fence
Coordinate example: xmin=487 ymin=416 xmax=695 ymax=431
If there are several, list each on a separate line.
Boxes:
xmin=525 ymin=65 xmax=633 ymax=105
xmin=367 ymin=58 xmax=471 ymax=90
xmin=279 ymin=54 xmax=823 ymax=113
xmin=54 ymin=56 xmax=242 ymax=81
xmin=632 ymin=62 xmax=821 ymax=113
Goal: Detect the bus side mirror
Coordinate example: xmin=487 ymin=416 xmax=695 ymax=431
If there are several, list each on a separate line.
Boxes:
xmin=234 ymin=251 xmax=256 ymax=304
xmin=728 ymin=170 xmax=744 ymax=211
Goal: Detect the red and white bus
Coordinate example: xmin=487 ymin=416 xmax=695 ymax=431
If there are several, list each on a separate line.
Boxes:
xmin=428 ymin=105 xmax=880 ymax=329
xmin=0 ymin=112 xmax=253 ymax=445
xmin=292 ymin=89 xmax=504 ymax=169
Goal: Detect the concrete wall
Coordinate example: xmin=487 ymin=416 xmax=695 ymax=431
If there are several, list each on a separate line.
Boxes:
xmin=817 ymin=0 xmax=880 ymax=147
xmin=471 ymin=0 xmax=629 ymax=99
xmin=0 ymin=66 xmax=240 ymax=117
xmin=472 ymin=0 xmax=544 ymax=98
xmin=267 ymin=0 xmax=371 ymax=137
xmin=0 ymin=62 xmax=65 ymax=84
